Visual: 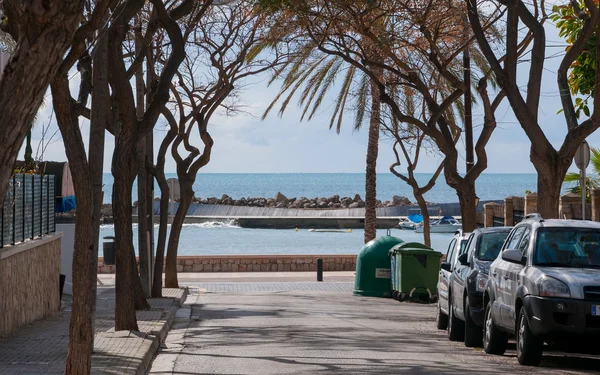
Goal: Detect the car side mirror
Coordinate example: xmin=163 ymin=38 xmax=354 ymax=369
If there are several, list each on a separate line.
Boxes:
xmin=440 ymin=262 xmax=451 ymax=272
xmin=502 ymin=249 xmax=527 ymax=266
xmin=458 ymin=253 xmax=469 ymax=266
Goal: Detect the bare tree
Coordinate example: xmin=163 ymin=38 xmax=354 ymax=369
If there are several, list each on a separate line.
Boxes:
xmin=107 ymin=0 xmax=214 ymax=330
xmin=162 ymin=3 xmax=283 ymax=288
xmin=41 ymin=1 xmax=114 ymax=373
xmin=381 ymin=97 xmax=457 ymax=246
xmin=468 ymin=0 xmax=600 ymax=218
xmin=260 ymin=0 xmax=507 ymax=231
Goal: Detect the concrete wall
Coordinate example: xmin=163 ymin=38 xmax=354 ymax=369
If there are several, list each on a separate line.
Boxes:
xmin=98 ymin=254 xmax=357 ymax=273
xmin=0 ymin=234 xmax=62 ymax=336
xmin=56 ymin=224 xmax=74 ymax=295
xmin=151 ymin=200 xmax=498 ymax=218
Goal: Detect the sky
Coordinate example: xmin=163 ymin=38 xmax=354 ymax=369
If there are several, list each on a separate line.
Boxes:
xmin=24 ymin=17 xmax=600 ymax=176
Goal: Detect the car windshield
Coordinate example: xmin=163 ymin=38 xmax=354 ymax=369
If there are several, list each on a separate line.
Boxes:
xmin=535 ymin=228 xmax=600 ymax=268
xmin=477 ymin=232 xmax=510 ymax=261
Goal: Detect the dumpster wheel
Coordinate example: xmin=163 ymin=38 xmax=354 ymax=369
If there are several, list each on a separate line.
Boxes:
xmin=407 ymin=287 xmax=433 ymax=304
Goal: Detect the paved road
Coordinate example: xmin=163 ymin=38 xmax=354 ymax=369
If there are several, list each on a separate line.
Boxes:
xmin=151 ymin=283 xmax=600 ymax=374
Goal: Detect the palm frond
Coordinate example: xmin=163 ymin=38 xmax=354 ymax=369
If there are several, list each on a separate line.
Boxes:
xmin=306 ymin=59 xmax=347 ymax=121
xmin=330 ymin=65 xmax=355 ymax=134
xmin=354 ymin=72 xmax=370 ymax=131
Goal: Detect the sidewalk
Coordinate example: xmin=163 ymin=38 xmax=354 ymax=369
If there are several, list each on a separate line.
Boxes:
xmin=0 ymin=287 xmax=187 ymax=375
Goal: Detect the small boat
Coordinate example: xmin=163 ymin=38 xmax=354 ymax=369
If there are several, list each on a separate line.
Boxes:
xmin=308 ymin=229 xmax=352 ymax=233
xmin=415 ymin=216 xmax=462 ymax=233
xmin=399 ymin=210 xmax=424 ymax=230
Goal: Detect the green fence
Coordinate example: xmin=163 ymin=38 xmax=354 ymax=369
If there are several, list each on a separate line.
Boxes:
xmin=1 ymin=174 xmax=55 ymax=247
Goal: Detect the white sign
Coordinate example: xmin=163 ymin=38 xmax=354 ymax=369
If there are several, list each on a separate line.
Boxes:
xmin=375 ymin=268 xmax=391 ymax=279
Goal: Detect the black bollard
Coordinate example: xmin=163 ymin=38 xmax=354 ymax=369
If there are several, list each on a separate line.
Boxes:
xmin=317 ymin=258 xmax=323 ymax=282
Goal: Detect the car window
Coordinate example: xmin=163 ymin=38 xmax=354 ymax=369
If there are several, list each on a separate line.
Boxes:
xmin=447 ymin=238 xmax=456 ymax=255
xmin=446 ymin=239 xmax=456 ymax=265
xmin=518 ymin=227 xmax=531 ymax=256
xmin=506 ymin=226 xmax=526 ymax=250
xmin=535 ymin=228 xmax=600 ymax=267
xmin=459 ymin=239 xmax=468 ymax=254
xmin=461 ymin=233 xmax=475 ymax=256
xmin=477 ymin=231 xmax=511 ymax=261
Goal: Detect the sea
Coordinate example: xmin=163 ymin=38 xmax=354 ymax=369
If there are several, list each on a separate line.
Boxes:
xmin=96 ymin=173 xmax=555 ymax=256
xmin=101 ymin=172 xmax=542 ymax=204
xmin=99 ymin=223 xmax=456 ymax=257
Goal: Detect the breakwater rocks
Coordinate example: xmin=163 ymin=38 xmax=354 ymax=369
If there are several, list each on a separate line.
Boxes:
xmin=189 ymin=193 xmax=413 ymax=209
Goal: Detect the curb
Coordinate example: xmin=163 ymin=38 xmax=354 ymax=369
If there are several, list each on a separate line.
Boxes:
xmin=141 ymin=288 xmax=189 ymax=373
xmin=91 ymin=288 xmax=189 ymax=375
xmin=148 ymin=292 xmax=198 ymax=374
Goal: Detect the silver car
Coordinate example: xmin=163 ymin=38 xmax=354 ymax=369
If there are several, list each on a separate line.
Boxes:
xmin=484 ymin=214 xmax=600 ymax=366
xmin=436 ymin=230 xmax=470 ymax=330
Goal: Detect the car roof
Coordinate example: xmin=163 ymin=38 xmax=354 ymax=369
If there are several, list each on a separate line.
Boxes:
xmin=475 ymin=227 xmax=512 ymax=234
xmin=521 ymin=218 xmax=600 ymax=229
xmin=456 ymin=232 xmax=470 ymax=240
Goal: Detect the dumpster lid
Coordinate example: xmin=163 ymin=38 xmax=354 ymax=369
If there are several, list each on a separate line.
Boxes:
xmin=389 ymin=242 xmax=441 ymax=255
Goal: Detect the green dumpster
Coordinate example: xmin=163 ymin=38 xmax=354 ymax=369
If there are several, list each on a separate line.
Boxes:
xmin=353 ymin=236 xmax=404 ymax=297
xmin=389 ymin=242 xmax=443 ymax=302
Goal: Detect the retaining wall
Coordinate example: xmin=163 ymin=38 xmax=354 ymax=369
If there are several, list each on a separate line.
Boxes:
xmin=0 ymin=233 xmax=62 ymax=336
xmin=98 ymin=254 xmax=357 ymax=273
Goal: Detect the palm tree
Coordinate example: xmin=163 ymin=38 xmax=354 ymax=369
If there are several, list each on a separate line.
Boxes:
xmin=563 ymin=146 xmax=600 ymax=199
xmin=263 ymin=47 xmax=382 ymax=243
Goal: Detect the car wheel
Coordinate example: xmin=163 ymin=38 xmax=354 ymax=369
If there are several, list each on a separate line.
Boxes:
xmin=436 ymin=301 xmax=448 ymax=330
xmin=483 ymin=301 xmax=507 ymax=355
xmin=464 ymin=297 xmax=483 ymax=347
xmin=448 ymin=297 xmax=465 ymax=341
xmin=516 ymin=308 xmax=543 ymax=366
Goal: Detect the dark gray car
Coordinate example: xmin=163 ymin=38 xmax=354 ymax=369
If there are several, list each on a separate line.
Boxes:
xmin=484 ymin=214 xmax=600 ymax=366
xmin=448 ymin=227 xmax=511 ymax=346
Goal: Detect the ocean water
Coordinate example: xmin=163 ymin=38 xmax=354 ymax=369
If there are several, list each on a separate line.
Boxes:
xmin=101 ymin=173 xmax=539 ymax=204
xmin=99 ymin=222 xmax=455 ymax=257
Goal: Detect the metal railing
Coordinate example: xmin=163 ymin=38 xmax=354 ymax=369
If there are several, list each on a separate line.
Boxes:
xmin=1 ymin=174 xmax=56 ymax=247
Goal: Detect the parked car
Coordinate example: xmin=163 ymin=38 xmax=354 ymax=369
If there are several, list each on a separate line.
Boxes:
xmin=437 ymin=230 xmax=470 ymax=330
xmin=484 ymin=214 xmax=600 ymax=366
xmin=448 ymin=227 xmax=512 ymax=346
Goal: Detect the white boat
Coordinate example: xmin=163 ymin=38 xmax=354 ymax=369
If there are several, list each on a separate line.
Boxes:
xmin=415 ymin=216 xmax=462 ymax=233
xmin=399 ymin=211 xmax=424 ymax=230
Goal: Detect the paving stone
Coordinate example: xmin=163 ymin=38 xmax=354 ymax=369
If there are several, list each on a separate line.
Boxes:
xmin=0 ymin=287 xmax=186 ymax=375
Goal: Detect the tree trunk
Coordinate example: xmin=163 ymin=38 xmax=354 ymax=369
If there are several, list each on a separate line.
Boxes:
xmin=135 ymin=20 xmax=151 ymax=297
xmin=151 ymin=176 xmax=169 ymax=297
xmin=164 ymin=183 xmax=193 ymax=288
xmin=112 ymin=166 xmax=139 ymax=331
xmin=364 ymin=84 xmax=380 ymax=243
xmin=52 ymin=73 xmax=98 ymax=375
xmin=65 ymin=189 xmax=95 ymax=374
xmin=136 ymin=138 xmax=150 ymax=297
xmin=0 ymin=0 xmax=84 ymax=200
xmin=457 ymin=183 xmax=477 ymax=232
xmin=536 ymin=168 xmax=562 ymax=219
xmin=88 ymin=22 xmax=108 ymax=342
xmin=112 ymin=139 xmax=150 ymax=328
xmin=414 ymin=193 xmax=431 ymax=247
